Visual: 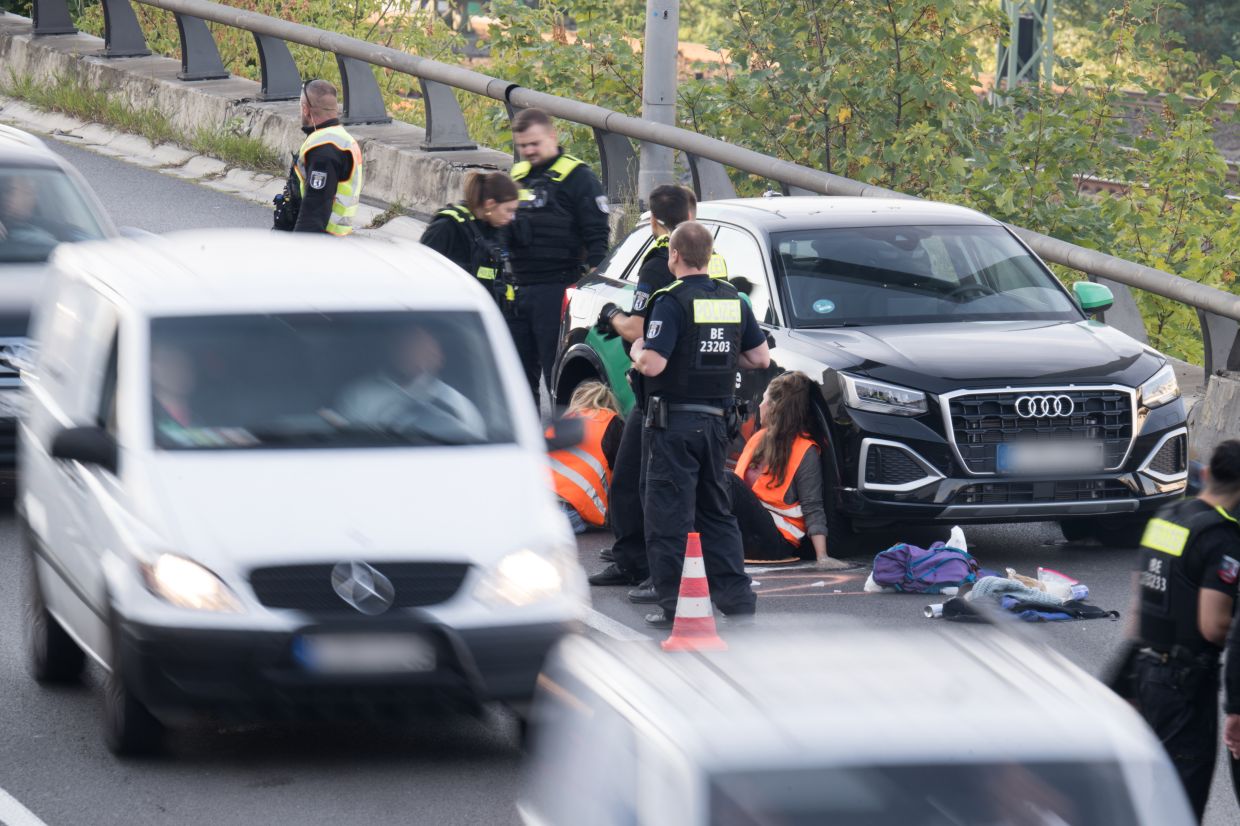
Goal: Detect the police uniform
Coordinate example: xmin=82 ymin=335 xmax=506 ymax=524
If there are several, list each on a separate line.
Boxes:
xmin=508 ymin=151 xmax=609 ymax=403
xmin=421 ymin=203 xmax=512 ymax=309
xmin=282 ymin=119 xmax=362 ymax=235
xmin=1134 ymin=498 xmax=1240 ymax=820
xmin=641 ymin=274 xmax=764 ymax=618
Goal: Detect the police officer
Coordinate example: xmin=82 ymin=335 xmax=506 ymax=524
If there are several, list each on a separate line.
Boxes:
xmin=421 ymin=172 xmax=520 ymax=308
xmin=1130 ymin=439 xmax=1240 ymax=821
xmin=630 ymin=222 xmax=770 ymax=627
xmin=587 ymin=185 xmax=698 ymax=593
xmin=273 ymin=80 xmax=363 ymax=236
xmin=508 ymin=108 xmax=610 ymax=406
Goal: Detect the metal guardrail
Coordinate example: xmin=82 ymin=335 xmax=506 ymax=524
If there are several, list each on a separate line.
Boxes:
xmin=25 ymin=0 xmax=1240 ymax=378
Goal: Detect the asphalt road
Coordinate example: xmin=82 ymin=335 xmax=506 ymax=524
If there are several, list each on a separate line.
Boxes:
xmin=0 ymin=137 xmax=1232 ymax=824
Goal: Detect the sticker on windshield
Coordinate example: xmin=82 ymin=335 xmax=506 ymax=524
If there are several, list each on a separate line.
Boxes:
xmin=812 ymin=298 xmax=836 ymax=314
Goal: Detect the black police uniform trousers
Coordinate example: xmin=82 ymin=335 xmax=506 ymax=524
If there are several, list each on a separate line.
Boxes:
xmin=508 ymin=281 xmax=568 ymax=407
xmin=608 ymin=404 xmax=650 ymax=580
xmin=643 ymin=410 xmax=755 ymax=617
xmin=1135 ymin=654 xmax=1219 ymax=821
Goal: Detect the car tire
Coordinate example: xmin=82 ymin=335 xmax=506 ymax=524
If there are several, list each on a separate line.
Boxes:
xmin=1059 ymin=516 xmax=1146 ymax=548
xmin=103 ymin=622 xmax=164 ymax=756
xmin=24 ymin=553 xmax=85 ymax=685
xmin=1057 ymin=518 xmax=1096 ymax=544
xmin=825 ymin=497 xmax=860 ymax=557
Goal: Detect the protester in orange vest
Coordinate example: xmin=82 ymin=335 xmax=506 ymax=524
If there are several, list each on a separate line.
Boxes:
xmin=547 ymin=382 xmax=624 ymax=533
xmin=731 ymin=372 xmax=850 ymax=569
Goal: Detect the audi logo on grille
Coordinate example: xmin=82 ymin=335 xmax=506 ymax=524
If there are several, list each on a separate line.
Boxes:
xmin=1015 ymin=394 xmax=1075 ymax=418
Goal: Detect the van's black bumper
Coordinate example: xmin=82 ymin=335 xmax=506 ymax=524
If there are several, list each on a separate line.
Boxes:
xmin=115 ymin=617 xmax=577 ymax=723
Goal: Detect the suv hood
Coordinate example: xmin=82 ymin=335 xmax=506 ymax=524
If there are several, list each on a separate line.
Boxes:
xmin=137 ymin=446 xmax=568 ymax=573
xmin=787 ymin=320 xmax=1163 ymax=393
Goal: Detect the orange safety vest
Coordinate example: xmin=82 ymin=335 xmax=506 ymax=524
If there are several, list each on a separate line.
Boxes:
xmin=547 ymin=408 xmax=618 ymax=527
xmin=735 ymin=429 xmax=817 ymax=544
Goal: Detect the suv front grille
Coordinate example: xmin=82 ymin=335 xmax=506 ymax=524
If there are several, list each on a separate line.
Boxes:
xmin=948 ymin=388 xmax=1133 ymax=474
xmin=1149 ymin=433 xmax=1187 ymax=477
xmin=249 ymin=562 xmax=471 ymax=613
xmin=957 ymin=479 xmax=1131 ymax=505
xmin=864 ymin=445 xmax=929 ymax=486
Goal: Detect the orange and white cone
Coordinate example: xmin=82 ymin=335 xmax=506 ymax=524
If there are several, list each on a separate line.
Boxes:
xmin=661 ymin=532 xmax=727 ymax=652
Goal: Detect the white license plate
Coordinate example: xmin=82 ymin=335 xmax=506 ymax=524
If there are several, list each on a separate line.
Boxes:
xmin=997 ymin=441 xmax=1105 ymax=475
xmin=295 ymin=633 xmax=436 ymax=675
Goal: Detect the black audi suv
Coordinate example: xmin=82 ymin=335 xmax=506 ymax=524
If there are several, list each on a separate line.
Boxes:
xmin=553 ymin=197 xmax=1188 ymax=549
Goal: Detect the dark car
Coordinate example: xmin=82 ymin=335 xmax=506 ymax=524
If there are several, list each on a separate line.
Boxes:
xmin=0 ymin=124 xmax=116 ymax=476
xmin=552 ymin=197 xmax=1188 ymax=549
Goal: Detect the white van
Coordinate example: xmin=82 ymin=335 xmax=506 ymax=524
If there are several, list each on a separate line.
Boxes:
xmin=521 ymin=629 xmax=1194 ymax=826
xmin=18 ymin=230 xmax=588 ymax=754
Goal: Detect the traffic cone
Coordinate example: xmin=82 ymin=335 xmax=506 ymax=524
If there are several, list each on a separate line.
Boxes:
xmin=661 ymin=532 xmax=728 ymax=652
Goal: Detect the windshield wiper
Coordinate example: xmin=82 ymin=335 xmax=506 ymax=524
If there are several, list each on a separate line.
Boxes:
xmin=799 ymin=321 xmax=868 ymax=329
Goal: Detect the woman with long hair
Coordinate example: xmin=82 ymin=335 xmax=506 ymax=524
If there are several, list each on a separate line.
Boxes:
xmin=731 ymin=371 xmax=849 ymax=568
xmin=548 ymin=381 xmax=625 ymax=534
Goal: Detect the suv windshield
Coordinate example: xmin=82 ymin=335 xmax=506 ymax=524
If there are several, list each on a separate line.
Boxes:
xmin=0 ymin=166 xmax=106 ymax=264
xmin=772 ymin=225 xmax=1081 ymax=328
xmin=150 ymin=311 xmax=515 ymax=450
xmin=710 ymin=761 xmax=1138 ymax=825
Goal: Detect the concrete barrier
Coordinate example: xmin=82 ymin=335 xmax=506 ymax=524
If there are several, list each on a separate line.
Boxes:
xmin=0 ymin=13 xmax=512 ymax=215
xmin=1187 ymin=370 xmax=1240 ymax=463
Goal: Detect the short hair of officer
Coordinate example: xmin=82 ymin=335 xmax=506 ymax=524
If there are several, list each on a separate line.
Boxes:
xmin=1208 ymin=439 xmax=1240 ymax=496
xmin=669 ymin=221 xmax=713 ymax=271
xmin=648 ymin=185 xmax=696 ymax=231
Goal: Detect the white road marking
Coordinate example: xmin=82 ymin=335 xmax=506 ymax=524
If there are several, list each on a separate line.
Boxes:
xmin=583 ymin=608 xmax=650 ymax=642
xmin=0 ymin=787 xmax=50 ymax=826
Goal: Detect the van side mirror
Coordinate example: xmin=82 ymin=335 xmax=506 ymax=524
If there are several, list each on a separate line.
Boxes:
xmin=1073 ymin=281 xmax=1113 ymax=317
xmin=50 ymin=426 xmax=118 ymax=474
xmin=544 ymin=416 xmax=586 ymax=452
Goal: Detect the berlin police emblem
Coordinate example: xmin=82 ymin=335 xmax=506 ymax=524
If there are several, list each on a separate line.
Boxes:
xmin=309 ymin=170 xmax=328 ymax=190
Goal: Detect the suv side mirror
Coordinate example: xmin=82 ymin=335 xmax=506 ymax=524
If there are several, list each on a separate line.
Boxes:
xmin=50 ymin=426 xmax=118 ymax=474
xmin=544 ymin=416 xmax=586 ymax=452
xmin=1073 ymin=281 xmax=1114 ymax=317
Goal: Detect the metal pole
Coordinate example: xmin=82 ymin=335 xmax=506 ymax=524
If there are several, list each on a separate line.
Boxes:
xmin=637 ymin=0 xmax=678 ymax=202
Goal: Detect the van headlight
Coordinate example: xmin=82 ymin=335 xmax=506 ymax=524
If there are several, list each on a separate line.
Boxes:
xmin=475 ymin=548 xmax=572 ymax=607
xmin=840 ymin=374 xmax=928 ymax=416
xmin=140 ymin=554 xmax=243 ymax=613
xmin=1139 ymin=364 xmax=1180 ymax=409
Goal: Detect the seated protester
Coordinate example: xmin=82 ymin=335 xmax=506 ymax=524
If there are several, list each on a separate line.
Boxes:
xmin=420 ymin=172 xmax=519 ymax=306
xmin=548 ymin=381 xmax=624 ymax=534
xmin=730 ymin=371 xmax=850 ymax=569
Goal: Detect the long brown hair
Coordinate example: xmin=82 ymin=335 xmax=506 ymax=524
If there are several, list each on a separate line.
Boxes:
xmin=463 ymin=171 xmax=518 ymax=212
xmin=752 ymin=371 xmax=818 ymax=487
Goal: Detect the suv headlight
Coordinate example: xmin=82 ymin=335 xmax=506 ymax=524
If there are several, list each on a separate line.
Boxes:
xmin=140 ymin=554 xmax=243 ymax=613
xmin=475 ymin=547 xmax=573 ymax=608
xmin=840 ymin=374 xmax=928 ymax=417
xmin=1139 ymin=363 xmax=1180 ymax=409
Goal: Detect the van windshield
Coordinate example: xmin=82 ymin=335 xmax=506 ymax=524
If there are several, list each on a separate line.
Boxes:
xmin=0 ymin=166 xmax=106 ymax=264
xmin=771 ymin=225 xmax=1082 ymax=328
xmin=709 ymin=761 xmax=1138 ymax=825
xmin=149 ymin=311 xmax=515 ymax=450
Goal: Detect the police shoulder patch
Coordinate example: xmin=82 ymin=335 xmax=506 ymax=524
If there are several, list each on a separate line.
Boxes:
xmin=1220 ymin=555 xmax=1239 ymax=585
xmin=596 ymin=195 xmax=610 ymax=214
xmin=309 ymin=170 xmax=327 ymax=190
xmin=633 ymin=291 xmax=649 ymax=312
xmin=646 ymin=320 xmax=662 ymax=338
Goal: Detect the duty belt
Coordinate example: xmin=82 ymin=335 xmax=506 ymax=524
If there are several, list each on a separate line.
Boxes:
xmin=1138 ymin=645 xmax=1217 ymax=667
xmin=667 ymin=403 xmax=727 ymax=416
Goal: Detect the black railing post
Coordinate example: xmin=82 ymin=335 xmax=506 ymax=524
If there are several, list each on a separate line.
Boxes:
xmin=592 ymin=128 xmax=637 ymax=205
xmin=253 ymin=34 xmax=300 ymax=101
xmin=1198 ymin=309 xmax=1240 ymax=376
xmin=32 ymin=0 xmax=77 ymax=36
xmin=686 ymin=154 xmax=736 ymax=201
xmin=337 ymin=56 xmax=390 ymax=125
xmin=175 ymin=13 xmax=228 ymax=80
xmin=419 ymin=79 xmax=475 ymax=151
xmin=101 ymin=0 xmax=151 ymax=57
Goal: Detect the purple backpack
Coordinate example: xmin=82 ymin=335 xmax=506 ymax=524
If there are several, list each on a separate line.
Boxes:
xmin=872 ymin=541 xmax=980 ymax=594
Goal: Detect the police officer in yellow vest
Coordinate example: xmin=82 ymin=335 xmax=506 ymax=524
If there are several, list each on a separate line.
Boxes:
xmin=1127 ymin=439 xmax=1240 ymax=821
xmin=508 ymin=107 xmax=610 ymax=407
xmin=421 ymin=172 xmax=520 ymax=308
xmin=276 ymin=79 xmax=362 ymax=236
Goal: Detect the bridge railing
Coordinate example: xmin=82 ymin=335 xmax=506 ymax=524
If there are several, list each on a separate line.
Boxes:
xmin=27 ymin=0 xmax=1240 ymax=378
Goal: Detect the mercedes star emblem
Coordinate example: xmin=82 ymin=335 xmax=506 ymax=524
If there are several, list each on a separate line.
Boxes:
xmin=331 ymin=561 xmax=395 ymax=615
xmin=1014 ymin=394 xmax=1075 ymax=419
